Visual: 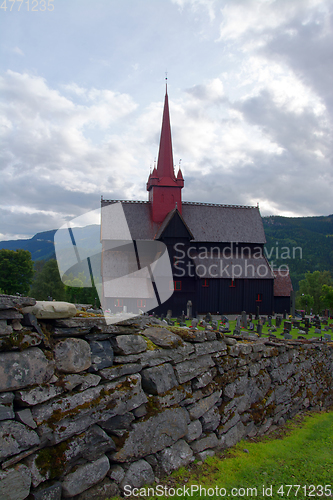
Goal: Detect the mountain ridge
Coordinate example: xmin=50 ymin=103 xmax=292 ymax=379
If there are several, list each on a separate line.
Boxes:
xmin=1 ymin=214 xmax=332 ymax=290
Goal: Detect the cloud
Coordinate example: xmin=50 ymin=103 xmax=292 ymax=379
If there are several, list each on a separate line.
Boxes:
xmin=12 ymin=47 xmax=24 ymax=56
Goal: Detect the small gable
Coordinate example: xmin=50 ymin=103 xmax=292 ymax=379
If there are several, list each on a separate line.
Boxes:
xmin=155 ymin=208 xmax=193 ymax=240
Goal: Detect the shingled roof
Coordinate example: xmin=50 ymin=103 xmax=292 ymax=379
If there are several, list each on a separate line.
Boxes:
xmin=101 ymin=199 xmax=266 ymax=244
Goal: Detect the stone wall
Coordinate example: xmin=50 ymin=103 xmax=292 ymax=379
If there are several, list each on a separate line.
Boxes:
xmin=1 ymin=294 xmax=333 ymax=500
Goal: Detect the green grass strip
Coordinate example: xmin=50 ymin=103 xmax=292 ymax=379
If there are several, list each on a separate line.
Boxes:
xmin=109 ymin=410 xmax=333 ymax=500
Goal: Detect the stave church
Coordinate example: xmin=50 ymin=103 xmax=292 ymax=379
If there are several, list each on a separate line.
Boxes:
xmin=101 ymin=84 xmax=282 ymax=317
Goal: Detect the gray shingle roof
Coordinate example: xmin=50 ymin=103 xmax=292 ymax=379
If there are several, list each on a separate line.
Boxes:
xmin=101 ymin=200 xmax=266 ymax=244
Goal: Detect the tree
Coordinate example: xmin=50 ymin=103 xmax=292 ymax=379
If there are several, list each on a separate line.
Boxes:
xmin=0 ymin=249 xmax=34 ymax=295
xmin=30 ymin=259 xmax=66 ymax=301
xmin=296 ymin=271 xmax=333 ymax=314
xmin=320 ymin=284 xmax=333 ymax=311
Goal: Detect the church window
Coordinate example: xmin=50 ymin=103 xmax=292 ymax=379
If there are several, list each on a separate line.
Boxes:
xmin=114 ymin=299 xmax=123 ymax=307
xmin=256 ymin=293 xmax=263 ymax=302
xmin=202 ymin=279 xmax=209 ymax=287
xmin=137 ymin=299 xmax=146 ymax=308
xmin=229 ymin=279 xmax=236 ymax=287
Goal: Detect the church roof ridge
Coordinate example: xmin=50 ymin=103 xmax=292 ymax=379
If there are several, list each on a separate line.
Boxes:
xmin=182 ymin=201 xmax=257 ymax=209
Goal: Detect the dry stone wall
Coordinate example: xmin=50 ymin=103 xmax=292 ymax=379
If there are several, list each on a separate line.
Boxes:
xmin=0 ymin=294 xmax=333 ymax=500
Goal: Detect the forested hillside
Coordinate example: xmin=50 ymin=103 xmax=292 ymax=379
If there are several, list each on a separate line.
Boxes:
xmin=263 ymin=215 xmax=333 ymax=290
xmin=1 ymin=215 xmax=332 ymax=291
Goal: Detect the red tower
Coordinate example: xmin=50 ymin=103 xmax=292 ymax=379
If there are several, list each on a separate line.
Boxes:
xmin=147 ymin=85 xmax=184 ymax=223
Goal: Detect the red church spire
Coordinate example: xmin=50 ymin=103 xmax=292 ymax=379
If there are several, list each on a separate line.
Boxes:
xmin=156 ymin=85 xmax=176 ymax=181
xmin=147 ymin=84 xmax=184 ymax=223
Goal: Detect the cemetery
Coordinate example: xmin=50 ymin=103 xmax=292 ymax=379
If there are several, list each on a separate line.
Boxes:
xmin=0 ymin=294 xmax=333 ymax=499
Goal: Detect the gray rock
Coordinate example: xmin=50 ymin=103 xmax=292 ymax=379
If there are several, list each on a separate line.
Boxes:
xmin=186 ymin=420 xmax=202 ymax=442
xmin=62 ymin=455 xmax=110 ymax=498
xmin=54 ymin=338 xmax=91 ymax=373
xmin=99 ymin=363 xmax=142 ymax=381
xmin=194 ymin=340 xmax=227 ymax=356
xmin=141 ymin=326 xmax=184 ymax=348
xmin=120 ymin=460 xmax=155 ymax=491
xmin=0 ymin=319 xmax=13 ymax=335
xmin=218 ymin=421 xmax=245 ymax=449
xmin=141 ymin=363 xmax=178 ymax=395
xmin=157 ymin=439 xmax=194 ymax=474
xmin=224 ymin=337 xmax=237 ymax=346
xmin=110 ymin=334 xmax=147 ymax=355
xmin=0 ymin=294 xmax=36 ymax=309
xmin=0 ymin=308 xmax=23 ymax=320
xmin=63 ymin=373 xmax=101 ymax=391
xmin=192 ymin=368 xmax=217 ymax=390
xmin=108 ymin=464 xmax=125 ymax=484
xmin=15 ymin=384 xmax=64 ymax=407
xmin=25 ymin=426 xmax=115 ymax=487
xmin=0 ymin=392 xmax=15 ymax=420
xmin=218 ymin=412 xmax=241 ymax=435
xmin=196 ymin=449 xmax=215 ymax=461
xmin=190 ymin=433 xmax=218 ymax=453
xmin=0 ymin=348 xmax=54 ymax=392
xmin=0 ymin=420 xmax=40 ymax=460
xmin=88 ymin=340 xmax=114 ymax=372
xmin=200 ymin=405 xmax=221 ymax=432
xmin=0 ymin=464 xmax=31 ymax=500
xmin=114 ymin=343 xmax=195 ymax=367
xmin=132 ymin=403 xmax=147 ymax=418
xmin=100 ymin=413 xmax=135 ymax=433
xmin=76 ymin=478 xmax=119 ymax=500
xmin=32 ymin=374 xmax=147 ymax=444
xmin=187 ymin=390 xmax=221 ymax=420
xmin=173 ymin=354 xmax=215 ymax=384
xmin=156 ymin=382 xmax=192 ymax=408
xmin=110 ymin=408 xmax=188 ymax=462
xmin=30 ymin=482 xmax=62 ymax=500
xmin=16 ymin=408 xmax=37 ymax=428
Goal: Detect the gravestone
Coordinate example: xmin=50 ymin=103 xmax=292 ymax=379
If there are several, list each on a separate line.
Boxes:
xmin=255 ymin=306 xmax=260 ymax=320
xmin=284 ymin=321 xmax=292 ymax=332
xmin=212 ymin=320 xmax=218 ymax=330
xmin=324 ymin=333 xmax=331 ymax=341
xmin=191 ymin=318 xmax=199 ymax=328
xmin=236 ymin=316 xmax=241 ymax=328
xmin=160 ymin=314 xmax=165 ymax=321
xmin=275 ymin=316 xmax=282 ymax=327
xmin=262 ymin=316 xmax=266 ymax=325
xmin=234 ymin=325 xmax=240 ymax=335
xmin=205 ymin=312 xmax=212 ymax=323
xmin=293 ymin=320 xmax=300 ymax=328
xmin=284 ymin=333 xmax=292 ymax=339
xmin=241 ymin=311 xmax=247 ymax=329
xmin=167 ymin=310 xmax=172 ymax=319
xmin=249 ymin=322 xmax=254 ymax=331
xmin=256 ymin=323 xmax=262 ymax=337
xmin=187 ymin=300 xmax=192 ymax=320
xmin=315 ymin=328 xmax=321 ymax=334
xmin=268 ymin=316 xmax=272 ymax=327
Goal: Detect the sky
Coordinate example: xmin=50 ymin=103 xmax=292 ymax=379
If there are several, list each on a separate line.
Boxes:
xmin=0 ymin=0 xmax=332 ymax=241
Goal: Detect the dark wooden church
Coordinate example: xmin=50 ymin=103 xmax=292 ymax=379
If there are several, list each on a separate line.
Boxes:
xmin=101 ymin=86 xmax=275 ymax=317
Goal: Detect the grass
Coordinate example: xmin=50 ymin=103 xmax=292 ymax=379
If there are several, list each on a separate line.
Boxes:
xmin=173 ymin=318 xmax=333 ymax=340
xmin=108 ymin=409 xmax=333 ymax=500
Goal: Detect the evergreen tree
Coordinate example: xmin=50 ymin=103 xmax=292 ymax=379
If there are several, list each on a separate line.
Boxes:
xmin=0 ymin=249 xmax=34 ymax=295
xmin=30 ymin=259 xmax=66 ymax=301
